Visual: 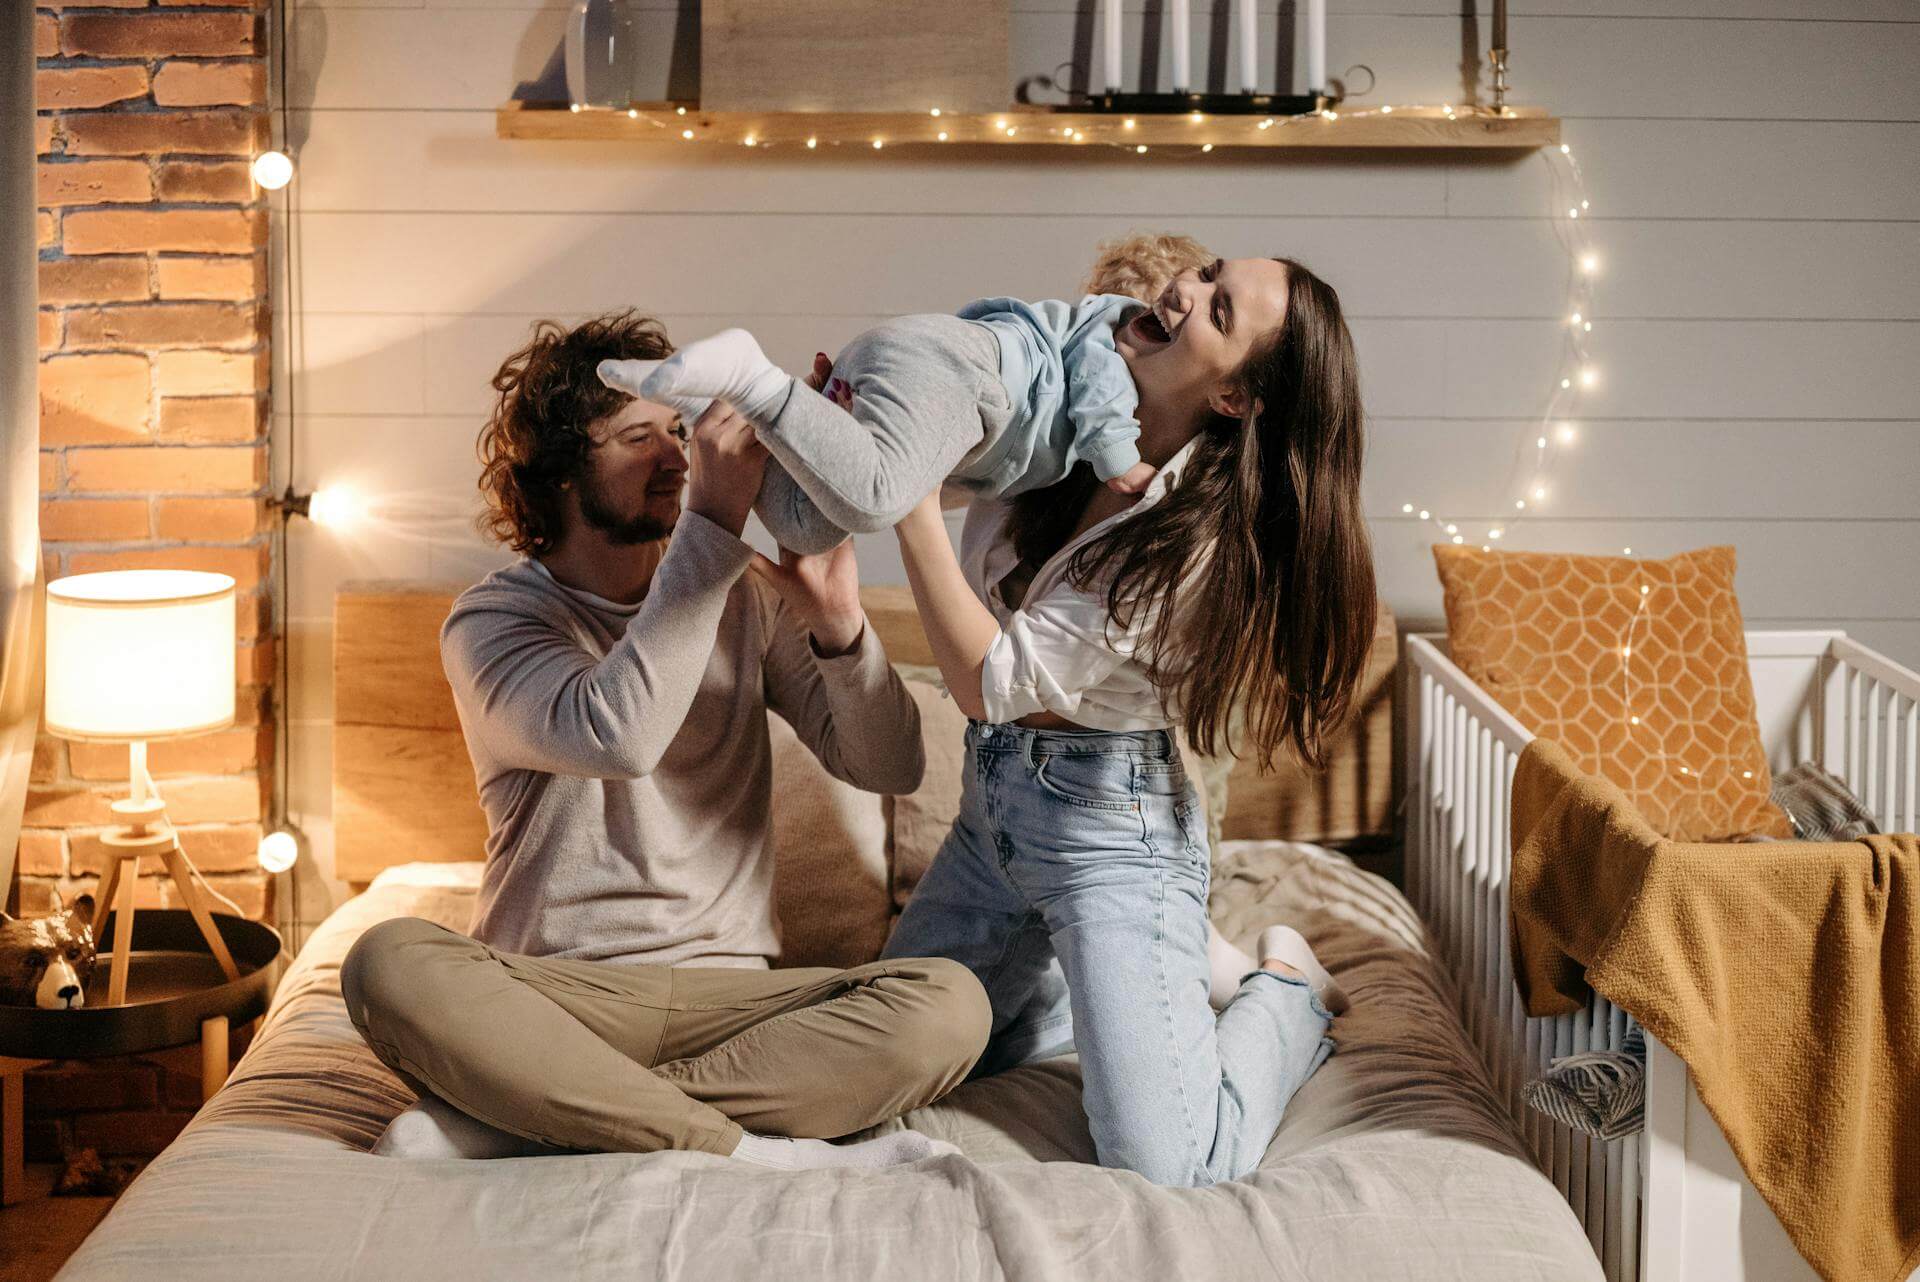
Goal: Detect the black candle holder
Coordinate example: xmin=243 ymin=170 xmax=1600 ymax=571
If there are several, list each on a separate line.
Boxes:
xmin=1069 ymin=90 xmax=1329 ymax=116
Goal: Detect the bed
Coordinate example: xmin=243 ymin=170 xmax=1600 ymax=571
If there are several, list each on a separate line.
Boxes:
xmin=57 ymin=585 xmax=1601 ymax=1281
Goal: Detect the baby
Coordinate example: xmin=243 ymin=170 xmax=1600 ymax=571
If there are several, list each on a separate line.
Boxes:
xmin=598 ymin=233 xmax=1217 ymax=556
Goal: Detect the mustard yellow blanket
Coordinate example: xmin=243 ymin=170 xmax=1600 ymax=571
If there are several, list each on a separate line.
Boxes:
xmin=1510 ymin=738 xmax=1920 ymax=1282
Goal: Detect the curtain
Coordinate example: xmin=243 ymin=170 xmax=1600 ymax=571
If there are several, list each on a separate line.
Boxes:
xmin=0 ymin=5 xmax=45 ymax=906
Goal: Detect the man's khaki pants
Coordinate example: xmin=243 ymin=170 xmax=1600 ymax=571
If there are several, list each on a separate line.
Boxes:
xmin=340 ymin=917 xmax=991 ymax=1157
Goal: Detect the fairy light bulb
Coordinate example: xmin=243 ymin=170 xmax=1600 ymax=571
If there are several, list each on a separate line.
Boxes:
xmin=1560 ymin=143 xmax=1570 ymax=154
xmin=872 ymin=139 xmax=884 ymax=149
xmin=1451 ymin=535 xmax=1464 ymax=544
xmin=1402 ymin=503 xmax=1414 ymax=513
xmin=1559 ymin=423 xmax=1577 ymax=443
xmin=930 ymin=107 xmax=942 ymax=117
xmin=258 ymin=830 xmax=298 ymax=874
xmin=676 ymin=106 xmax=687 ymax=115
xmin=1537 ymin=436 xmax=1548 ymax=449
xmin=806 ymin=137 xmax=818 ymax=149
xmin=1380 ymin=105 xmax=1393 ymax=114
xmin=307 ymin=486 xmax=362 ymax=529
xmin=681 ymin=129 xmax=694 ymax=140
xmin=1568 ymin=208 xmax=1579 ymax=219
xmin=1489 ymin=528 xmax=1503 ymax=540
xmin=251 ymin=150 xmax=294 ymax=190
xmin=1445 ymin=523 xmax=1458 ymax=535
xmin=1580 ymin=367 xmax=1598 ymax=387
xmin=937 ymin=131 xmax=949 ymax=142
xmin=1561 ymin=378 xmax=1572 ymax=389
xmin=1581 ymin=253 xmax=1600 ymax=274
xmin=1201 ymin=143 xmax=1213 ymax=153
xmin=1533 ymin=485 xmax=1548 ymax=501
xmin=627 ymin=108 xmax=638 ymax=119
xmin=1124 ymin=118 xmax=1137 ymax=130
xmin=1418 ymin=510 xmax=1430 ymax=521
xmin=1570 ymin=312 xmax=1583 ymax=325
xmin=1515 ymin=499 xmax=1527 ymax=510
xmin=1135 ymin=144 xmax=1148 ymax=153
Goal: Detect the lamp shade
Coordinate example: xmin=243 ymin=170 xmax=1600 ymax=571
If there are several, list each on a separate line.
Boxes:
xmin=45 ymin=570 xmax=236 ymax=742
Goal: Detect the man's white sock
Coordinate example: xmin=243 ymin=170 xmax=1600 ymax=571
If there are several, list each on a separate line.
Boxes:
xmin=1257 ymin=925 xmax=1351 ymax=1015
xmin=729 ymin=1130 xmax=961 ymax=1171
xmin=372 ymin=1095 xmax=567 ymax=1160
xmin=627 ymin=328 xmax=795 ymax=426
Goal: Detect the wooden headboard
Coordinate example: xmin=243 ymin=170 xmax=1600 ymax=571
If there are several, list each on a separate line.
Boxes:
xmin=332 ymin=582 xmax=1399 ymax=886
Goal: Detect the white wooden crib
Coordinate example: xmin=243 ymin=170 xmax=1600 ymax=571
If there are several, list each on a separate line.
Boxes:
xmin=1405 ymin=630 xmax=1920 ymax=1282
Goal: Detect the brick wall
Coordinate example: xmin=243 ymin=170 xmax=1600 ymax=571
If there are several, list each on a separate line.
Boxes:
xmin=20 ymin=1 xmax=274 ymax=1161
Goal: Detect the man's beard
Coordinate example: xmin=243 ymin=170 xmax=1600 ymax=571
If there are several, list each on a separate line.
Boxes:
xmin=576 ymin=471 xmax=675 ymax=546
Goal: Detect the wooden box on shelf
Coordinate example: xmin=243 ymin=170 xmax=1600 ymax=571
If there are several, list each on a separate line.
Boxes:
xmin=700 ymin=0 xmax=1010 ymax=114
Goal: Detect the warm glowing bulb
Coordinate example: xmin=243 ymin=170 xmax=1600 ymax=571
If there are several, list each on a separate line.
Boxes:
xmin=1322 ymin=109 xmax=1337 ymax=121
xmin=1201 ymin=143 xmax=1213 ymax=152
xmin=930 ymin=107 xmax=942 ymax=117
xmin=1581 ymin=200 xmax=1590 ymax=210
xmin=1136 ymin=144 xmax=1148 ymax=153
xmin=1630 ymin=716 xmax=1641 ymax=725
xmin=251 ymin=150 xmax=294 ymax=190
xmin=682 ymin=129 xmax=694 ymax=140
xmin=872 ymin=139 xmax=884 ymax=149
xmin=1537 ymin=436 xmax=1547 ymax=449
xmin=1533 ymin=486 xmax=1547 ymax=500
xmin=1190 ymin=111 xmax=1203 ymax=122
xmin=1560 ymin=143 xmax=1570 ymax=154
xmin=1581 ymin=253 xmax=1600 ymax=274
xmin=1641 ymin=584 xmax=1651 ymax=595
xmin=1561 ymin=378 xmax=1572 ymax=389
xmin=1679 ymin=766 xmax=1690 ymax=775
xmin=1580 ymin=367 xmax=1598 ymax=387
xmin=626 ymin=108 xmax=638 ymax=119
xmin=1515 ymin=500 xmax=1527 ymax=510
xmin=1623 ymin=546 xmax=1633 ymax=555
xmin=1622 ymin=646 xmax=1632 ymax=657
xmin=1402 ymin=503 xmax=1414 ymax=513
xmin=1259 ymin=118 xmax=1273 ymax=129
xmin=1559 ymin=423 xmax=1577 ymax=443
xmin=743 ymin=135 xmax=756 ymax=147
xmin=1381 ymin=105 xmax=1393 ymax=114
xmin=1570 ymin=312 xmax=1583 ymax=325
xmin=1583 ymin=321 xmax=1593 ymax=332
xmin=307 ymin=486 xmax=361 ymax=528
xmin=1445 ymin=523 xmax=1458 ymax=535
xmin=1489 ymin=528 xmax=1503 ymax=539
xmin=994 ymin=119 xmax=1006 ymax=130
xmin=1451 ymin=535 xmax=1464 ymax=544
xmin=937 ymin=131 xmax=949 ymax=142
xmin=1742 ymin=770 xmax=1752 ymax=779
xmin=1124 ymin=118 xmax=1136 ymax=129
xmin=1418 ymin=510 xmax=1431 ymax=521
xmin=258 ymin=830 xmax=298 ymax=874
xmin=1568 ymin=208 xmax=1579 ymax=219
xmin=806 ymin=137 xmax=818 ymax=149
xmin=569 ymin=103 xmax=582 ymax=114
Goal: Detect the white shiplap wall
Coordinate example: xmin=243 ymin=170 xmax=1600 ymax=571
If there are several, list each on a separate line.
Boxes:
xmin=275 ymin=0 xmax=1920 ymax=894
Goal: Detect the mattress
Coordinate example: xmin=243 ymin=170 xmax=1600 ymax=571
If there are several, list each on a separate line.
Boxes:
xmin=58 ymin=841 xmax=1600 ymax=1281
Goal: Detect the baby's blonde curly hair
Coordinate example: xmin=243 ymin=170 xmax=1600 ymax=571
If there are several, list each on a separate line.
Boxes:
xmin=1081 ymin=231 xmax=1216 ymax=304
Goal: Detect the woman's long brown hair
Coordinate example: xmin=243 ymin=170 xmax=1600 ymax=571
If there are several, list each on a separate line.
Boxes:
xmin=1008 ymin=257 xmax=1376 ymax=771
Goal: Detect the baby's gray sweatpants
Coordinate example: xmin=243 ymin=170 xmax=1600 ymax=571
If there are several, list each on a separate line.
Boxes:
xmin=754 ymin=313 xmax=1015 ymax=555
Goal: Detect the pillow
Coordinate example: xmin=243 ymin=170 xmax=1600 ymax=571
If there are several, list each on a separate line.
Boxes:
xmin=767 ymin=711 xmax=892 ymax=968
xmin=1434 ymin=544 xmax=1790 ymax=841
xmin=883 ymin=671 xmax=1228 ymax=911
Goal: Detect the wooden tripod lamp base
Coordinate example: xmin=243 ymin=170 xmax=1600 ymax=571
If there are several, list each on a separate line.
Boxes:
xmin=88 ymin=745 xmax=242 ymax=1007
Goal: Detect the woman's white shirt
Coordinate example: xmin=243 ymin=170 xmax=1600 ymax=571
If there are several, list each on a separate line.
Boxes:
xmin=961 ymin=439 xmax=1201 ymax=730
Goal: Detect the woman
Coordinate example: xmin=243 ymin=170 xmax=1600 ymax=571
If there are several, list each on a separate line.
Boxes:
xmin=880 ymin=255 xmax=1377 ymax=1188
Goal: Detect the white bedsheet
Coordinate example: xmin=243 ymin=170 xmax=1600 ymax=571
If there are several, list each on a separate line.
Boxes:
xmin=59 ymin=842 xmax=1600 ymax=1281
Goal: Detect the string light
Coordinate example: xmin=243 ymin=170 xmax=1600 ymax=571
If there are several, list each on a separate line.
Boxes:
xmin=806 ymin=137 xmax=817 ymax=149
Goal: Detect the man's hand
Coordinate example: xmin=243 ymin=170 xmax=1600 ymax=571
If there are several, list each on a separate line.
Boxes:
xmin=749 ymin=541 xmax=865 ymax=657
xmin=683 ymin=399 xmax=766 ymax=537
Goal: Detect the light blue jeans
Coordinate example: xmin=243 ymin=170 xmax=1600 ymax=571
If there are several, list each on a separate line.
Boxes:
xmin=881 ymin=720 xmax=1334 ymax=1187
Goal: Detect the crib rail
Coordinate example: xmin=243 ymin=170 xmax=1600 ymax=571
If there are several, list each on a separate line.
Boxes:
xmin=1405 ymin=632 xmax=1641 ymax=1282
xmin=1404 ymin=630 xmax=1920 ymax=1282
xmin=1825 ymin=637 xmax=1920 ymax=835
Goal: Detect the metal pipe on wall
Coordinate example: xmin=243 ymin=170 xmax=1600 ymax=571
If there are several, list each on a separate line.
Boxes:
xmin=0 ymin=4 xmax=46 ymax=907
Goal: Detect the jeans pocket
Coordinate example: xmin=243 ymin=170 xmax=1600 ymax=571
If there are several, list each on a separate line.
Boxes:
xmin=1032 ymin=751 xmax=1138 ymax=812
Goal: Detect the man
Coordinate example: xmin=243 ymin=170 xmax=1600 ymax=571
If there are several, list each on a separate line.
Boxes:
xmin=341 ymin=311 xmax=989 ymax=1171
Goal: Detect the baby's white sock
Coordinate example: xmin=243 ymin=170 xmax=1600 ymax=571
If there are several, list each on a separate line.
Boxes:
xmin=729 ymin=1130 xmax=961 ymax=1171
xmin=596 ymin=357 xmax=712 ymax=426
xmin=1207 ymin=924 xmax=1257 ymax=1010
xmin=628 ymin=328 xmax=795 ymax=426
xmin=1257 ymin=925 xmax=1351 ymax=1015
xmin=372 ymin=1096 xmax=567 ymax=1160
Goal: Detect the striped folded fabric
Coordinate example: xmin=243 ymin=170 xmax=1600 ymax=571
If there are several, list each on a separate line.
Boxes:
xmin=1524 ymin=1024 xmax=1647 ymax=1142
xmin=1770 ymin=762 xmax=1880 ymax=842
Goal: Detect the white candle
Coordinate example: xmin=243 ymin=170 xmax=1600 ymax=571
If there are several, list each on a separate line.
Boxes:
xmin=1105 ymin=0 xmax=1123 ymax=91
xmin=1307 ymin=0 xmax=1326 ymax=94
xmin=1172 ymin=0 xmax=1190 ymax=92
xmin=1237 ymin=0 xmax=1257 ymax=92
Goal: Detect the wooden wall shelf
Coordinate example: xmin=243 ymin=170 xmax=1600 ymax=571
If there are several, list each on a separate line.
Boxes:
xmin=496 ymin=101 xmax=1559 ymax=152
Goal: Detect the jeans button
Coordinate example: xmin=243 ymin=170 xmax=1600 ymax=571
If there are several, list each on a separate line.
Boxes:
xmin=980 ymin=726 xmax=993 ymax=739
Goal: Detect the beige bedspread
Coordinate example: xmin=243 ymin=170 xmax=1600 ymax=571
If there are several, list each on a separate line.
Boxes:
xmin=58 ymin=842 xmax=1598 ymax=1282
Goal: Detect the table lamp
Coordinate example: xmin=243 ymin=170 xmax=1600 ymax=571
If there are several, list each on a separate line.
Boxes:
xmin=44 ymin=570 xmax=243 ymax=1006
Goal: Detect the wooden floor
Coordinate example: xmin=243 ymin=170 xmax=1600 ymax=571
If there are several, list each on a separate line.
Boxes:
xmin=0 ymin=1165 xmax=116 ymax=1282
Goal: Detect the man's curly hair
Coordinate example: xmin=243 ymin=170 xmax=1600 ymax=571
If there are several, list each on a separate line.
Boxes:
xmin=475 ymin=310 xmax=674 ymax=556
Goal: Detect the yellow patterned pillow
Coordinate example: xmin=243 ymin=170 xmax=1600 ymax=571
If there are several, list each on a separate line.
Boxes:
xmin=1433 ymin=544 xmax=1791 ymax=841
